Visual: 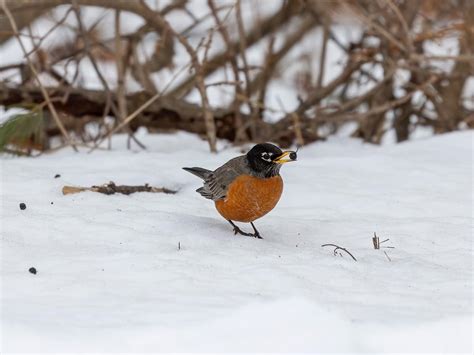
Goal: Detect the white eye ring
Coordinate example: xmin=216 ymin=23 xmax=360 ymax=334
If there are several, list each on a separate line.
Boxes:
xmin=261 ymin=152 xmax=272 ymax=162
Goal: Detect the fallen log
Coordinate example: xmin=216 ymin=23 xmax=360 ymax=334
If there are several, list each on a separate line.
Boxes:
xmin=0 ymin=83 xmax=317 ymax=147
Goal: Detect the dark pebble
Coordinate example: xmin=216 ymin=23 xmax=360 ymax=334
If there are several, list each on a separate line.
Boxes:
xmin=54 ymin=174 xmax=61 ymax=178
xmin=29 ymin=267 xmax=37 ymax=275
xmin=19 ymin=203 xmax=26 ymax=210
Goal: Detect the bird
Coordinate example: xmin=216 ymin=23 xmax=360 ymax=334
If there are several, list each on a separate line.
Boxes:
xmin=183 ymin=143 xmax=297 ymax=239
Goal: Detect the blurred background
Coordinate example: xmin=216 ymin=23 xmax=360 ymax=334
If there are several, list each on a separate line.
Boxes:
xmin=0 ymin=0 xmax=473 ymax=155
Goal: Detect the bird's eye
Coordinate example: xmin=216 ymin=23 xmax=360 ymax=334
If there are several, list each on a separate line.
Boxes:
xmin=261 ymin=152 xmax=272 ymax=162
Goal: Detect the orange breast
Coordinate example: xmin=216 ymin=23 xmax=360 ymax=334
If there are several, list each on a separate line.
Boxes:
xmin=215 ymin=175 xmax=283 ymax=223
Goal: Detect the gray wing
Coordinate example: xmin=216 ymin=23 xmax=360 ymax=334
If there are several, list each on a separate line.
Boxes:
xmin=197 ymin=156 xmax=249 ymax=201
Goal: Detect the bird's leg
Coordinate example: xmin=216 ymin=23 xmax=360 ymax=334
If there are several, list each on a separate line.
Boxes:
xmin=228 ymin=220 xmax=255 ymax=237
xmin=250 ymin=222 xmax=263 ymax=239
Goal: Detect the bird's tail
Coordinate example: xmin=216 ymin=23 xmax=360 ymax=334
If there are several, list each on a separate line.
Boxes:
xmin=182 ymin=167 xmax=212 ymax=180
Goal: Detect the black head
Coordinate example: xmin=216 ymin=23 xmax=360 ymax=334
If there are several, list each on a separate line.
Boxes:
xmin=246 ymin=143 xmax=297 ymax=177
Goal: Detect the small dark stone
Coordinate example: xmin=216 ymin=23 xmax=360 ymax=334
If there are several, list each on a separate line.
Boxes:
xmin=19 ymin=203 xmax=26 ymax=210
xmin=29 ymin=267 xmax=37 ymax=275
xmin=54 ymin=174 xmax=61 ymax=178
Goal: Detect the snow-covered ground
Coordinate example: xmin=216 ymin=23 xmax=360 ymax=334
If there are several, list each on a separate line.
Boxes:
xmin=0 ymin=131 xmax=472 ymax=352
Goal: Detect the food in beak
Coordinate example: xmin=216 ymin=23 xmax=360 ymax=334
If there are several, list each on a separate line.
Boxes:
xmin=274 ymin=151 xmax=297 ymax=164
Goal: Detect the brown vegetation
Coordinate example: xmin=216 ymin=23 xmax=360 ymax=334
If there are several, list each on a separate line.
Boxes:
xmin=0 ymin=0 xmax=472 ymax=154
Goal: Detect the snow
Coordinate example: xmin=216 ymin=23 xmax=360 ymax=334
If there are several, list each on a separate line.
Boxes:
xmin=1 ymin=131 xmax=472 ymax=352
xmin=0 ymin=2 xmax=473 ymax=350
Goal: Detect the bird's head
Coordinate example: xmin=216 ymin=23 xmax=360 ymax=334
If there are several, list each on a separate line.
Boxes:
xmin=246 ymin=143 xmax=297 ymax=177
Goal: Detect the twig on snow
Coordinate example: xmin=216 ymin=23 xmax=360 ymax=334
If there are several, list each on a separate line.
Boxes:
xmin=321 ymin=243 xmax=357 ymax=261
xmin=373 ymin=232 xmax=380 ymax=249
xmin=62 ymin=181 xmax=176 ymax=195
xmin=373 ymin=232 xmax=395 ymax=249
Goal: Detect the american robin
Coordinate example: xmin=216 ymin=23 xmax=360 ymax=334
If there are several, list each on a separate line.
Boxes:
xmin=183 ymin=143 xmax=297 ymax=239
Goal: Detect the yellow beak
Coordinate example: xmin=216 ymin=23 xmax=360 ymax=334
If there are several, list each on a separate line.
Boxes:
xmin=273 ymin=151 xmax=297 ymax=164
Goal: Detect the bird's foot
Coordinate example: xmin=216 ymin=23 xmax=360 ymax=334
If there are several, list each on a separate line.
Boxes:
xmin=232 ymin=225 xmax=255 ymax=237
xmin=252 ymin=231 xmax=263 ymax=239
xmin=228 ymin=220 xmax=263 ymax=239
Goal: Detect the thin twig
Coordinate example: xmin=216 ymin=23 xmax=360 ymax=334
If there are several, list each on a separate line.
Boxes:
xmin=350 ymin=3 xmax=407 ymax=53
xmin=114 ymin=10 xmax=127 ymax=121
xmin=372 ymin=232 xmax=380 ymax=249
xmin=321 ymin=243 xmax=357 ymax=261
xmin=23 ymin=7 xmax=74 ymax=58
xmin=88 ymin=91 xmax=161 ymax=152
xmin=384 ymin=0 xmax=414 ymax=53
xmin=316 ymin=20 xmax=329 ymax=89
